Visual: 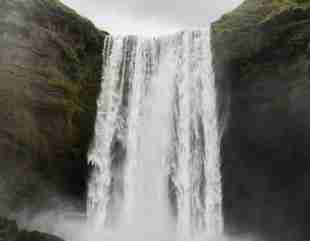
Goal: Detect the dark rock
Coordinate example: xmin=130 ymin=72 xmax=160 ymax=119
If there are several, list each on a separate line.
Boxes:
xmin=0 ymin=0 xmax=107 ymax=213
xmin=0 ymin=217 xmax=18 ymax=241
xmin=212 ymin=0 xmax=310 ymax=240
xmin=16 ymin=231 xmax=63 ymax=241
xmin=0 ymin=216 xmax=64 ymax=241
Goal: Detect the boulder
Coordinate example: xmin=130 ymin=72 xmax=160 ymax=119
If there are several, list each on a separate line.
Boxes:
xmin=0 ymin=217 xmax=64 ymax=241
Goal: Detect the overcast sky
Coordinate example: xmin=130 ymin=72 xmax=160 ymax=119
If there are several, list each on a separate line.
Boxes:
xmin=60 ymin=0 xmax=243 ymax=35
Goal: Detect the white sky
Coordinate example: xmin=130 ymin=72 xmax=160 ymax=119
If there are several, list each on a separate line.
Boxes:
xmin=60 ymin=0 xmax=243 ymax=36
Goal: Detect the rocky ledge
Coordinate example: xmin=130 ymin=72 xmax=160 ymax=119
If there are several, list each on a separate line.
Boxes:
xmin=0 ymin=217 xmax=64 ymax=241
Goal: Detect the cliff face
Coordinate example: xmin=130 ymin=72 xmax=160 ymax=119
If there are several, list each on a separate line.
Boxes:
xmin=212 ymin=0 xmax=310 ymax=240
xmin=0 ymin=0 xmax=106 ymax=213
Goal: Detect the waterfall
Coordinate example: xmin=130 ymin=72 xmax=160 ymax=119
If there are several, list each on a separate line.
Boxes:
xmin=87 ymin=29 xmax=223 ymax=241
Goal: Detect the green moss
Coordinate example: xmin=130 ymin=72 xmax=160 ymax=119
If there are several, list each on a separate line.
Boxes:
xmin=39 ymin=0 xmax=80 ymax=16
xmin=212 ymin=0 xmax=310 ymax=64
xmin=26 ymin=0 xmax=105 ymax=157
xmin=0 ymin=0 xmax=108 ymax=207
xmin=273 ymin=0 xmax=310 ymax=7
xmin=214 ymin=0 xmax=310 ymax=35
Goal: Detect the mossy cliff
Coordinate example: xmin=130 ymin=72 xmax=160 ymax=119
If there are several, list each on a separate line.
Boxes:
xmin=212 ymin=0 xmax=310 ymax=240
xmin=0 ymin=0 xmax=107 ymax=212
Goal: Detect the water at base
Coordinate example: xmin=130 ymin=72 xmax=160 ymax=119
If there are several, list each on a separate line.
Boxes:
xmin=87 ymin=28 xmax=223 ymax=241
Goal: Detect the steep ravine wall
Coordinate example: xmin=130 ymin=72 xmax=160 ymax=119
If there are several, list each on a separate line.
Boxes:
xmin=212 ymin=0 xmax=310 ymax=240
xmin=0 ymin=0 xmax=106 ymax=214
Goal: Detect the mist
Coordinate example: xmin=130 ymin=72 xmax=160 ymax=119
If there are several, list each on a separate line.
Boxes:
xmin=17 ymin=206 xmax=265 ymax=241
xmin=60 ymin=0 xmax=243 ymax=35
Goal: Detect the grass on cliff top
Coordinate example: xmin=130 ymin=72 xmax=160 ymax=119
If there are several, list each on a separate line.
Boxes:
xmin=274 ymin=0 xmax=310 ymax=6
xmin=214 ymin=0 xmax=310 ymax=34
xmin=43 ymin=0 xmax=79 ymax=15
xmin=30 ymin=0 xmax=84 ymax=22
xmin=31 ymin=0 xmax=109 ymax=36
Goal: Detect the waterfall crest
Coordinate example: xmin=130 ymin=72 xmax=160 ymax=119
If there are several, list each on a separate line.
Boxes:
xmin=87 ymin=29 xmax=223 ymax=240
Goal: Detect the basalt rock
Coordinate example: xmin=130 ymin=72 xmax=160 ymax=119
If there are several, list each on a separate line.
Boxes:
xmin=0 ymin=0 xmax=107 ymax=213
xmin=212 ymin=0 xmax=310 ymax=240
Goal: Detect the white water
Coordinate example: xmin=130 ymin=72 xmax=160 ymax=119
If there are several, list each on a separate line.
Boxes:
xmin=88 ymin=29 xmax=223 ymax=241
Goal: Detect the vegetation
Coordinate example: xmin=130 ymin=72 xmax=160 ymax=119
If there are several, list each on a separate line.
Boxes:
xmin=0 ymin=0 xmax=108 ymax=210
xmin=212 ymin=0 xmax=310 ymax=63
xmin=214 ymin=0 xmax=310 ymax=35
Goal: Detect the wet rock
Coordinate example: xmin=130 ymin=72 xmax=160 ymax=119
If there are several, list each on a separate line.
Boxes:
xmin=0 ymin=217 xmax=64 ymax=241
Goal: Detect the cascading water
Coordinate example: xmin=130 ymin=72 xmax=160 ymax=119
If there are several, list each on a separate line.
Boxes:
xmin=87 ymin=28 xmax=223 ymax=241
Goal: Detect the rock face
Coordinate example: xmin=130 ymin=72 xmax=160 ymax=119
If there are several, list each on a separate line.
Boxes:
xmin=0 ymin=216 xmax=64 ymax=241
xmin=212 ymin=1 xmax=310 ymax=240
xmin=0 ymin=0 xmax=106 ymax=213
